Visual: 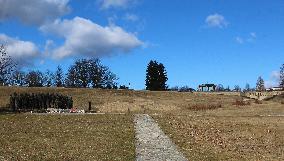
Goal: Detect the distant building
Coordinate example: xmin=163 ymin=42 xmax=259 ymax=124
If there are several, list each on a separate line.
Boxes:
xmin=266 ymin=87 xmax=284 ymax=91
xmin=198 ymin=84 xmax=216 ymax=92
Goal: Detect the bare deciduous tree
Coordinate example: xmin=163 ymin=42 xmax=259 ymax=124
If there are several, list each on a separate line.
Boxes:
xmin=0 ymin=44 xmax=16 ymax=85
xmin=65 ymin=58 xmax=118 ymax=88
xmin=280 ymin=64 xmax=284 ymax=88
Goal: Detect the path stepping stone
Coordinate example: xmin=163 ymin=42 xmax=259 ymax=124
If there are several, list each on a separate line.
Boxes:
xmin=134 ymin=114 xmax=188 ymax=161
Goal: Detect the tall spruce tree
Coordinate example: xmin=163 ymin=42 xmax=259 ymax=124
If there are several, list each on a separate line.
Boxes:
xmin=44 ymin=70 xmax=54 ymax=87
xmin=65 ymin=66 xmax=77 ymax=88
xmin=256 ymin=76 xmax=265 ymax=91
xmin=244 ymin=83 xmax=251 ymax=92
xmin=145 ymin=60 xmax=168 ymax=91
xmin=55 ymin=66 xmax=64 ymax=87
xmin=280 ymin=64 xmax=284 ymax=88
xmin=74 ymin=59 xmax=90 ymax=88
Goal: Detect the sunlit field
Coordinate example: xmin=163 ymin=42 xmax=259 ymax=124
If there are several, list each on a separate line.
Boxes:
xmin=0 ymin=87 xmax=283 ymax=160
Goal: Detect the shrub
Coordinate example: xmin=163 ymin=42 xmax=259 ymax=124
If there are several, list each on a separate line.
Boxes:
xmin=254 ymin=99 xmax=262 ymax=104
xmin=233 ymin=99 xmax=249 ymax=106
xmin=10 ymin=93 xmax=73 ymax=111
xmin=188 ymin=104 xmax=222 ymax=111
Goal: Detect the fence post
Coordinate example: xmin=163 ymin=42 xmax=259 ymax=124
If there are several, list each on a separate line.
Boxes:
xmin=89 ymin=101 xmax=92 ymax=111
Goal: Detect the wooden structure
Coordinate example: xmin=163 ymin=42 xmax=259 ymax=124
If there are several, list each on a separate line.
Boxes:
xmin=198 ymin=84 xmax=216 ymax=92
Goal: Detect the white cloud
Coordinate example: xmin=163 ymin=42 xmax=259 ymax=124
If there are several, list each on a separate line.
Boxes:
xmin=205 ymin=13 xmax=228 ymax=28
xmin=236 ymin=37 xmax=244 ymax=44
xmin=236 ymin=32 xmax=257 ymax=44
xmin=124 ymin=13 xmax=139 ymax=22
xmin=265 ymin=71 xmax=280 ymax=88
xmin=98 ymin=0 xmax=135 ymax=9
xmin=250 ymin=32 xmax=257 ymax=38
xmin=247 ymin=32 xmax=257 ymax=42
xmin=0 ymin=0 xmax=70 ymax=25
xmin=0 ymin=34 xmax=40 ymax=66
xmin=43 ymin=39 xmax=55 ymax=56
xmin=40 ymin=17 xmax=143 ymax=59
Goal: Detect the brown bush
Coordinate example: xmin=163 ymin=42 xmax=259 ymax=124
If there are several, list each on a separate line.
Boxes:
xmin=254 ymin=100 xmax=262 ymax=104
xmin=188 ymin=104 xmax=222 ymax=111
xmin=233 ymin=99 xmax=247 ymax=106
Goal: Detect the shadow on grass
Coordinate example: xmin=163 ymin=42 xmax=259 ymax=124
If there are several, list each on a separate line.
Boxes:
xmin=0 ymin=107 xmax=16 ymax=115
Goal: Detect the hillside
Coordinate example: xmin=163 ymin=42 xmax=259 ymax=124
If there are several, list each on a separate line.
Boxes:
xmin=0 ymin=87 xmax=241 ymax=113
xmin=0 ymin=87 xmax=283 ymax=160
xmin=270 ymin=93 xmax=284 ymax=103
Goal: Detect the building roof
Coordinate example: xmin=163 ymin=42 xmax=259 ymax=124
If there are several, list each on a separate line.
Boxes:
xmin=199 ymin=84 xmax=216 ymax=87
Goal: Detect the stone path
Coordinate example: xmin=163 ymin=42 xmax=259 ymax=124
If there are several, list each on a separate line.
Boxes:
xmin=134 ymin=114 xmax=188 ymax=161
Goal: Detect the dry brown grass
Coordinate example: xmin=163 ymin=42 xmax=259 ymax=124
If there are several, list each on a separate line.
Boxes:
xmin=232 ymin=99 xmax=251 ymax=106
xmin=0 ymin=87 xmax=241 ymax=113
xmin=154 ymin=114 xmax=284 ymax=161
xmin=1 ymin=87 xmax=284 ymax=160
xmin=254 ymin=99 xmax=263 ymax=104
xmin=183 ymin=103 xmax=222 ymax=111
xmin=0 ymin=114 xmax=135 ymax=161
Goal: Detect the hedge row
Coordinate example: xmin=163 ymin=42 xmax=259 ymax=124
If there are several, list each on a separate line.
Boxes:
xmin=10 ymin=93 xmax=73 ymax=111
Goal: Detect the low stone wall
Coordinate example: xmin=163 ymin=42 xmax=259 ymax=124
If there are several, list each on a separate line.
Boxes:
xmin=193 ymin=92 xmax=241 ymax=96
xmin=242 ymin=91 xmax=284 ymax=100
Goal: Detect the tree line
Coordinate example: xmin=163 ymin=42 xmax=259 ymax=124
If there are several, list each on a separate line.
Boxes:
xmin=9 ymin=59 xmax=118 ymax=89
xmin=1 ymin=45 xmax=118 ymax=89
xmin=2 ymin=44 xmax=284 ymax=91
xmin=254 ymin=64 xmax=284 ymax=92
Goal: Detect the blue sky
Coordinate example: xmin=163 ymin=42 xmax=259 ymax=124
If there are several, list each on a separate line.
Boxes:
xmin=0 ymin=0 xmax=284 ymax=89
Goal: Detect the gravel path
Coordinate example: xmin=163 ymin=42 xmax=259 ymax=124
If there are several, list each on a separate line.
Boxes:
xmin=134 ymin=114 xmax=188 ymax=161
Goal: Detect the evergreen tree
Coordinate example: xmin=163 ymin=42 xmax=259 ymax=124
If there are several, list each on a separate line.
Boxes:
xmin=74 ymin=59 xmax=90 ymax=88
xmin=234 ymin=85 xmax=241 ymax=92
xmin=43 ymin=70 xmax=54 ymax=87
xmin=25 ymin=71 xmax=44 ymax=87
xmin=65 ymin=65 xmax=77 ymax=88
xmin=280 ymin=64 xmax=284 ymax=87
xmin=244 ymin=83 xmax=251 ymax=92
xmin=55 ymin=66 xmax=64 ymax=87
xmin=256 ymin=76 xmax=265 ymax=91
xmin=65 ymin=66 xmax=77 ymax=88
xmin=145 ymin=60 xmax=168 ymax=91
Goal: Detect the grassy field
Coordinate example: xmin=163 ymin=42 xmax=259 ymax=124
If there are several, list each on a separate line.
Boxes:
xmin=0 ymin=86 xmax=240 ymax=113
xmin=152 ymin=97 xmax=284 ymax=160
xmin=0 ymin=87 xmax=283 ymax=160
xmin=0 ymin=114 xmax=135 ymax=161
